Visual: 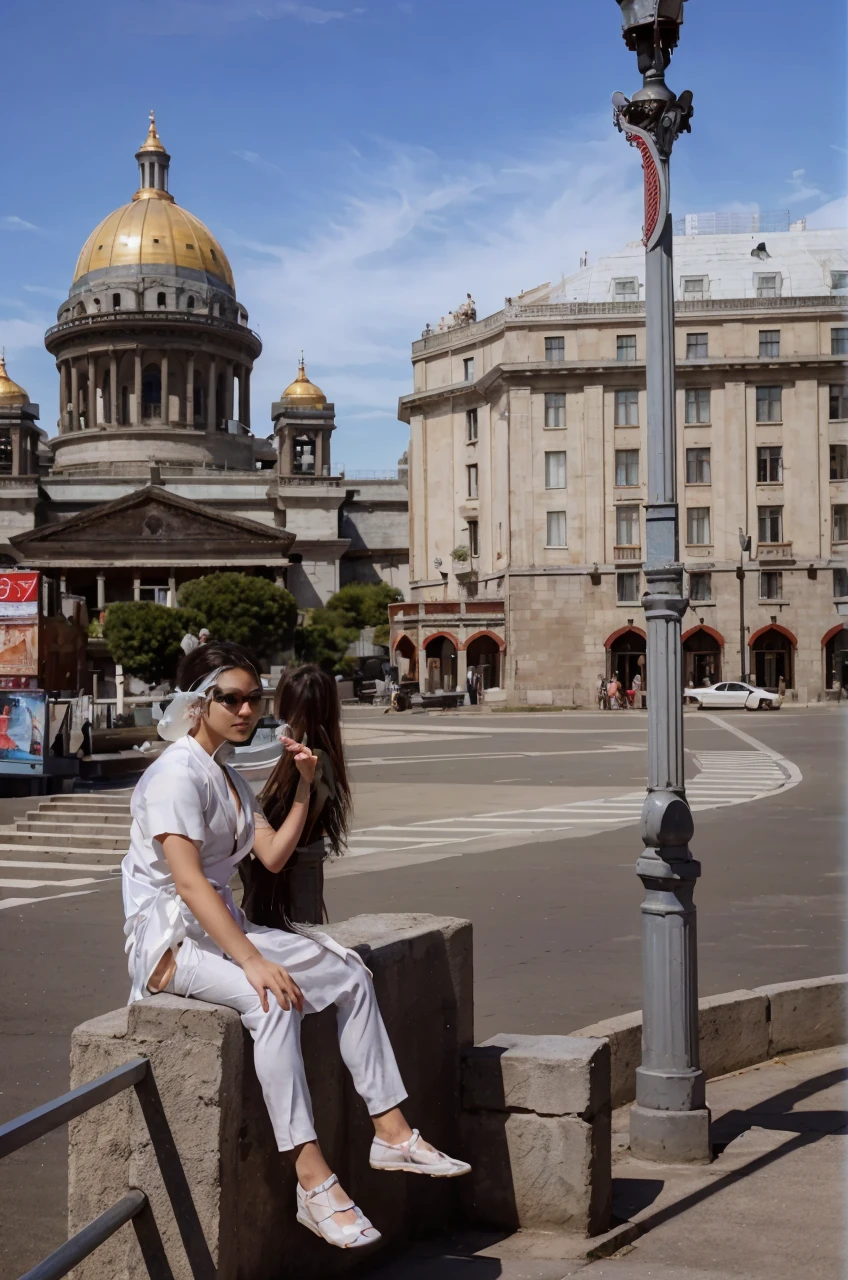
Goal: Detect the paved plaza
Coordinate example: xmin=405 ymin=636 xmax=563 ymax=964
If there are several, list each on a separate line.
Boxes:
xmin=0 ymin=706 xmax=845 ymax=1276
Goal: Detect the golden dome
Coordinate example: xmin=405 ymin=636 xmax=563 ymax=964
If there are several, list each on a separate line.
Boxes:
xmin=281 ymin=358 xmax=327 ymax=408
xmin=137 ymin=110 xmax=167 ymax=154
xmin=73 ymin=201 xmax=234 ymax=290
xmin=0 ymin=353 xmax=28 ymax=406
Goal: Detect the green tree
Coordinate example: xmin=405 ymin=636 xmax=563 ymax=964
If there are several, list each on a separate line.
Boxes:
xmin=103 ymin=602 xmax=189 ymax=684
xmin=295 ymin=606 xmax=360 ymax=675
xmin=324 ymin=582 xmax=402 ymax=629
xmin=177 ymin=573 xmax=297 ymax=660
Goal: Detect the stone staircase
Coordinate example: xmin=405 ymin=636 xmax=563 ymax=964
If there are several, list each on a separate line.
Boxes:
xmin=0 ymin=791 xmax=133 ymax=865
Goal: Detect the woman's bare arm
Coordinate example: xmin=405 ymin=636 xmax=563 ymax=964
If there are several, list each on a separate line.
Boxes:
xmin=251 ymin=741 xmax=318 ymax=873
xmin=158 ymin=832 xmax=303 ymax=1012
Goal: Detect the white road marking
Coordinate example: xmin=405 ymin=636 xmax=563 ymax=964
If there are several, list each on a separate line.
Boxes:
xmin=348 ymin=746 xmax=643 ymax=767
xmin=0 ymin=890 xmax=97 ymax=911
xmin=0 ymin=860 xmax=119 ymax=871
xmin=0 ymin=877 xmax=107 ymax=889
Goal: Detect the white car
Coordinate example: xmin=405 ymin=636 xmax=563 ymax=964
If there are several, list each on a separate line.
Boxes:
xmin=684 ymin=681 xmax=783 ymax=711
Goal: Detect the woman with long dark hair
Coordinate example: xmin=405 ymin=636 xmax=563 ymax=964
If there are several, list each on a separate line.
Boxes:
xmin=240 ymin=664 xmax=349 ymax=928
xmin=121 ymin=642 xmax=468 ymax=1254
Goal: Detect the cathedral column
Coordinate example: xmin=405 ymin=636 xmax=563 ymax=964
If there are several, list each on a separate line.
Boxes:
xmin=59 ymin=362 xmax=68 ymax=434
xmin=70 ymin=362 xmax=80 ymax=431
xmin=133 ymin=350 xmax=142 ymax=425
xmin=225 ymin=362 xmax=235 ymax=423
xmin=186 ymin=354 xmax=195 ymax=426
xmin=161 ymin=353 xmax=170 ymax=425
xmin=314 ymin=430 xmax=324 ymax=477
xmin=87 ymin=356 xmax=96 ymax=428
xmin=241 ymin=366 xmax=251 ymax=427
xmin=10 ymin=427 xmax=21 ymax=476
xmin=133 ymin=577 xmax=141 ymax=602
xmin=96 ymin=574 xmax=106 ymax=612
xmin=109 ymin=353 xmax=118 ymax=425
xmin=207 ymin=358 xmax=217 ymax=430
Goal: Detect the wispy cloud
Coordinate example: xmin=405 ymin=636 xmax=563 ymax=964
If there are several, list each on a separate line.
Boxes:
xmin=1 ymin=216 xmax=40 ymax=233
xmin=143 ymin=1 xmax=365 ymax=34
xmin=227 ymin=123 xmax=643 ymax=467
xmin=0 ymin=319 xmax=49 ymax=352
xmin=23 ymin=284 xmax=65 ymax=300
xmin=234 ymin=150 xmax=283 ymax=175
xmin=787 ymin=168 xmax=825 ymax=204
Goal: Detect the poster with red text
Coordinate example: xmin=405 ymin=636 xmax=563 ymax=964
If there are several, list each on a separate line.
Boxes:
xmin=0 ymin=571 xmax=40 ymax=676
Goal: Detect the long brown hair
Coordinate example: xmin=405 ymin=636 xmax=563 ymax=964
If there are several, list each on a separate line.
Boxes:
xmin=260 ymin=664 xmax=351 ymax=854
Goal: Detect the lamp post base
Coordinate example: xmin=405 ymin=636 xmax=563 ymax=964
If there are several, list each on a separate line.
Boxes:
xmin=630 ymin=1103 xmax=712 ymax=1164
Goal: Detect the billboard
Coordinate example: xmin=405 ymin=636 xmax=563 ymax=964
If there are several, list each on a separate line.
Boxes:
xmin=0 ymin=691 xmax=46 ymax=768
xmin=0 ymin=571 xmax=40 ymax=678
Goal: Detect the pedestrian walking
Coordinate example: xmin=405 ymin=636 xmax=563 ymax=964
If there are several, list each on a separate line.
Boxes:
xmin=632 ymin=671 xmax=642 ymax=709
xmin=121 ymin=641 xmax=469 ymax=1254
xmin=467 ymin=666 xmax=478 ymax=706
xmin=606 ymin=675 xmax=620 ymax=708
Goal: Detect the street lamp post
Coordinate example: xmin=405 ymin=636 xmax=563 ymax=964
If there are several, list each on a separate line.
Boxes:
xmin=738 ymin=528 xmax=752 ymax=681
xmin=612 ymin=0 xmax=711 ymax=1164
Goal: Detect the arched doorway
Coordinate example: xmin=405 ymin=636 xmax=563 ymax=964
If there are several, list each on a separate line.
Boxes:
xmin=424 ymin=634 xmax=457 ymax=693
xmin=466 ymin=633 xmax=501 ymax=690
xmin=824 ymin=625 xmax=848 ymax=692
xmin=606 ymin=627 xmax=647 ymax=691
xmin=393 ymin=634 xmax=417 ymax=682
xmin=142 ymin=364 xmax=162 ymax=419
xmin=750 ymin=626 xmax=794 ymax=690
xmin=682 ymin=626 xmax=722 ymax=688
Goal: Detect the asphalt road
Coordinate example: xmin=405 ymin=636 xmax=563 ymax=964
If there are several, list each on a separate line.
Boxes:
xmin=0 ymin=707 xmax=844 ymax=1277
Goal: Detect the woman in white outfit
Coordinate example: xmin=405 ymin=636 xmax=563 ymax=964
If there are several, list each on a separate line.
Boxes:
xmin=122 ymin=641 xmax=469 ymax=1252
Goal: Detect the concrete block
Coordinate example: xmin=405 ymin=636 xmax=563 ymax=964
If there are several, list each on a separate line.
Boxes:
xmin=755 ymin=974 xmax=848 ymax=1055
xmin=462 ymin=1034 xmax=609 ymax=1118
xmin=698 ymin=989 xmax=770 ymax=1079
xmin=525 ymin=690 xmax=553 ymax=704
xmin=460 ymin=1109 xmax=611 ymax=1235
xmin=570 ymin=1011 xmax=642 ymax=1109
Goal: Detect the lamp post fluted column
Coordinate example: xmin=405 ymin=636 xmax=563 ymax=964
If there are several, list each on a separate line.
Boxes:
xmin=612 ymin=0 xmax=711 ymax=1164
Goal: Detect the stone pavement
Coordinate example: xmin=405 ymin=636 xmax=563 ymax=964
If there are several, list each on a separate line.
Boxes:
xmin=367 ymin=1046 xmax=847 ymax=1280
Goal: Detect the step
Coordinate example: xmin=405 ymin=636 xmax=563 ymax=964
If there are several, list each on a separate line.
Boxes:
xmin=0 ymin=842 xmax=125 ymax=860
xmin=17 ymin=821 xmax=132 ymax=838
xmin=39 ymin=798 xmax=133 ymax=810
xmin=27 ymin=810 xmax=132 ymax=827
xmin=36 ymin=805 xmax=132 ymax=819
xmin=1 ymin=831 xmax=129 ymax=850
xmin=0 ymin=854 xmax=124 ymax=870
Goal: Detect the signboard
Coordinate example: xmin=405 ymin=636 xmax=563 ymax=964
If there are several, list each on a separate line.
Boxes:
xmin=0 ymin=690 xmax=46 ymax=773
xmin=0 ymin=571 xmax=40 ymax=678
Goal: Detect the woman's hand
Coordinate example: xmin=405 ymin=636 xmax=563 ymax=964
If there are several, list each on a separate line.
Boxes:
xmin=283 ymin=739 xmax=318 ymax=786
xmin=242 ymin=954 xmax=304 ymax=1014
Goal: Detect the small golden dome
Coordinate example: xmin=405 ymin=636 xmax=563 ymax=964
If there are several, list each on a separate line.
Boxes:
xmin=138 ymin=110 xmax=167 ymax=155
xmin=0 ymin=352 xmax=28 ymax=406
xmin=281 ymin=357 xmax=327 ymax=408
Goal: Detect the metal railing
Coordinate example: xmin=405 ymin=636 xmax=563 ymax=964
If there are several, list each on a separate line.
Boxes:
xmin=45 ymin=310 xmax=261 ymax=346
xmin=0 ymin=1058 xmax=215 ymax=1280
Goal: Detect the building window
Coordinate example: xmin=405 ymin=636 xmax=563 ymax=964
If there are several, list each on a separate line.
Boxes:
xmin=615 ymin=449 xmax=639 ymax=487
xmin=466 ymin=408 xmax=478 ymax=442
xmin=755 ymin=273 xmax=780 ymax=298
xmin=686 ymin=332 xmax=708 ymax=359
xmin=687 ymin=507 xmax=711 ymax=545
xmin=545 ymin=336 xmax=564 ymax=362
xmin=830 ymin=386 xmax=848 ymax=420
xmin=157 ymin=291 xmax=166 ymax=308
xmin=689 ymin=572 xmax=712 ymax=602
xmin=685 ymin=388 xmax=711 ymax=424
xmin=616 ymin=505 xmax=640 ymax=547
xmin=613 ymin=277 xmax=639 ymax=302
xmin=617 ymin=571 xmax=640 ymax=603
xmin=93 ymin=297 xmax=101 ymax=310
xmin=615 ymin=389 xmax=639 ymax=426
xmin=187 ymin=295 xmax=195 ymax=309
xmin=759 ymin=330 xmax=780 ymax=357
xmin=760 ymin=570 xmax=783 ymax=600
xmin=546 ymin=510 xmax=567 ymax=547
xmin=831 ymin=328 xmax=848 ymax=355
xmin=468 ymin=520 xmax=479 ymax=558
xmin=830 ymin=444 xmax=848 ymax=480
xmin=685 ymin=447 xmax=711 ymax=485
xmin=617 ymin=335 xmax=637 ymax=362
xmin=0 ymin=433 xmax=11 ymax=475
xmin=463 ymin=357 xmax=475 ymax=382
xmin=293 ymin=436 xmax=316 ymax=474
xmin=466 ymin=464 xmax=478 ymax=499
xmin=757 ymin=445 xmax=783 ymax=483
xmin=831 ymin=271 xmax=848 ymax=292
xmin=681 ymin=275 xmax=708 ymax=300
xmin=834 ymin=505 xmax=848 ymax=542
xmin=834 ymin=567 xmax=848 ymax=598
xmin=758 ymin=505 xmax=783 ymax=543
xmin=545 ymin=392 xmax=565 ymax=429
xmin=544 ymin=451 xmax=567 ymax=489
xmin=112 ymin=293 xmax=121 ymax=309
xmin=756 ymin=386 xmax=782 ymax=422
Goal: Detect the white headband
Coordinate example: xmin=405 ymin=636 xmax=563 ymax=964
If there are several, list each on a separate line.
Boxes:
xmin=157 ymin=666 xmax=230 ymax=743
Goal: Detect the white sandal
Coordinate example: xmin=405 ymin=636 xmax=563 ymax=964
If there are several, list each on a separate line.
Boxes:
xmin=295 ymin=1173 xmax=381 ymax=1250
xmin=370 ymin=1128 xmax=471 ymax=1178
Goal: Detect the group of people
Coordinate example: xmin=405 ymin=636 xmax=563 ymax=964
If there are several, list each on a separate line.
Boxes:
xmin=123 ymin=643 xmax=470 ymax=1253
xmin=598 ymin=671 xmax=642 ymax=710
xmin=421 ymin=293 xmax=478 ymax=338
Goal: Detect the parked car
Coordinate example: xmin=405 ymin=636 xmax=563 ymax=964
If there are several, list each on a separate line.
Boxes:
xmin=684 ymin=681 xmax=782 ymax=711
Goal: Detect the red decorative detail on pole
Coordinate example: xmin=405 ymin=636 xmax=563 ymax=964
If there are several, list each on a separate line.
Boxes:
xmin=630 ymin=134 xmax=661 ymax=246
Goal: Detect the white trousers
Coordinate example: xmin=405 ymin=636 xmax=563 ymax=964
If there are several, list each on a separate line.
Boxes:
xmin=171 ymin=925 xmax=408 ymax=1152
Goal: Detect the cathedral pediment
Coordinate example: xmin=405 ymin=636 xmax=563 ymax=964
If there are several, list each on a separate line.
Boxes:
xmin=10 ymin=485 xmax=294 ymax=565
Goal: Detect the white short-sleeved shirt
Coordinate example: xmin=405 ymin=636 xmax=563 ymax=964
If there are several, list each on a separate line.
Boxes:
xmin=122 ymin=733 xmax=266 ymax=1001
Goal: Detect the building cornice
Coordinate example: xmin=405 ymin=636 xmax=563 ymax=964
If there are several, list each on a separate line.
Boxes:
xmin=44 ymin=310 xmax=262 ymax=359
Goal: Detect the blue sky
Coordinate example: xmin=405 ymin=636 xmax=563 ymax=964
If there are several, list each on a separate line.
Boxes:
xmin=2 ymin=0 xmax=846 ymax=471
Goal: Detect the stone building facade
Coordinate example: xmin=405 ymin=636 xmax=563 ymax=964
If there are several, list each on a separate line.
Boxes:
xmin=396 ymin=221 xmax=848 ymax=704
xmin=0 ymin=116 xmax=408 ymax=618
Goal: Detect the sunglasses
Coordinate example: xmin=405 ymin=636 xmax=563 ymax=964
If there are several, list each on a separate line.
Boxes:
xmin=212 ymin=689 xmax=263 ymax=710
